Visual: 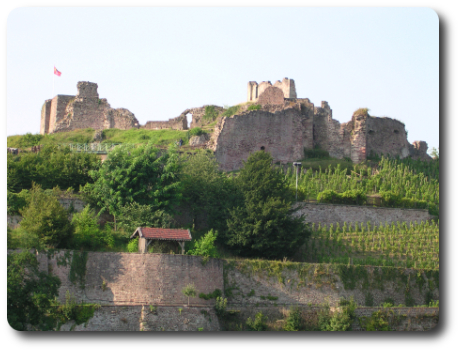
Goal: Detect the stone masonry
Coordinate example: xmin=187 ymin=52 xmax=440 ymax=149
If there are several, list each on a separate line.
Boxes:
xmin=40 ymin=82 xmax=139 ymax=134
xmin=291 ymin=202 xmax=435 ymax=227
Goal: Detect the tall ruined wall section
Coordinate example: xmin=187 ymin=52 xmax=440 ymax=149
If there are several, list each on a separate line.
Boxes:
xmin=365 ymin=116 xmax=410 ymax=160
xmin=40 ymin=82 xmax=139 ymax=134
xmin=211 ymin=106 xmax=311 ymax=171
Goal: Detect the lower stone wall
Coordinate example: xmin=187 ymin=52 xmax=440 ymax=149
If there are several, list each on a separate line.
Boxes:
xmin=223 ymin=305 xmax=438 ymax=331
xmin=224 ymin=260 xmax=439 ymax=308
xmin=58 ymin=305 xmax=220 ymax=331
xmin=292 ymin=202 xmax=434 ymax=227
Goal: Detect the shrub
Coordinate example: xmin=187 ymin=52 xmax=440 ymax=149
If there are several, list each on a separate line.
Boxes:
xmin=189 ymin=127 xmax=205 ymax=136
xmin=247 ymin=104 xmax=261 ymax=111
xmin=202 ymin=106 xmax=220 ymax=121
xmin=127 ymin=238 xmax=139 ymax=253
xmin=222 ymin=105 xmax=240 ymax=117
xmin=284 ymin=307 xmax=303 ymax=331
xmin=246 ymin=312 xmax=268 ymax=331
xmin=188 ymin=229 xmax=219 ymax=258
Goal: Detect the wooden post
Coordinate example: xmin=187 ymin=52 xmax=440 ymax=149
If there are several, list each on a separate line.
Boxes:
xmin=179 ymin=242 xmax=185 ymax=255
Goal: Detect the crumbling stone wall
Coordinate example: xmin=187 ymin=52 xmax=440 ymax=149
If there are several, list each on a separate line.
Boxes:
xmin=41 ymin=82 xmax=139 ymax=134
xmin=144 ymin=114 xmax=187 ymax=130
xmin=410 ymin=141 xmax=432 ymax=161
xmin=211 ymin=106 xmax=311 ymax=171
xmin=365 ymin=116 xmax=410 ymax=160
xmin=40 ymin=99 xmax=52 ymax=134
xmin=291 ymin=203 xmax=434 ymax=227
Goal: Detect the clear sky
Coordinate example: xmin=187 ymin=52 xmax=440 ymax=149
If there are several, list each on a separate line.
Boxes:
xmin=7 ymin=7 xmax=439 ymax=150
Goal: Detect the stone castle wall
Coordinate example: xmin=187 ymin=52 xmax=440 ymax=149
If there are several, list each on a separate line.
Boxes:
xmin=248 ymin=77 xmax=297 ymax=102
xmin=41 ymin=82 xmax=139 ymax=134
xmin=212 ymin=106 xmax=310 ymax=171
xmin=292 ymin=202 xmax=434 ymax=227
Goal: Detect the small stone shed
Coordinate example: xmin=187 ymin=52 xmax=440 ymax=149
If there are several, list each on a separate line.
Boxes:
xmin=130 ymin=227 xmax=192 ymax=254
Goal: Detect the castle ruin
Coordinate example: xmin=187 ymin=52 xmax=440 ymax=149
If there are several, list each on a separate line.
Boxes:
xmin=208 ymin=78 xmax=431 ymax=170
xmin=41 ymin=82 xmax=140 ymax=134
xmin=39 ymin=78 xmax=432 ymax=170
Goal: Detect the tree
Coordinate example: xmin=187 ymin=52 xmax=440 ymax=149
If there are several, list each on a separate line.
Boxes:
xmin=187 ymin=229 xmax=219 ymax=258
xmin=7 ymin=145 xmax=100 ymax=193
xmin=182 ymin=283 xmax=197 ymax=306
xmin=83 ymin=144 xmax=182 ymax=228
xmin=20 ymin=184 xmax=74 ymax=248
xmin=7 ymin=251 xmax=61 ymax=330
xmin=117 ymin=202 xmax=173 ymax=233
xmin=179 ymin=150 xmax=241 ymax=234
xmin=225 ymin=151 xmax=310 ymax=259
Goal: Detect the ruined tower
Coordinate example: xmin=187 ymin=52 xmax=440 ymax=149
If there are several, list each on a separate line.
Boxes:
xmin=247 ymin=77 xmax=297 ymax=102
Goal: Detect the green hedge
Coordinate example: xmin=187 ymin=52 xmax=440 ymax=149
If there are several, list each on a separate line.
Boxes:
xmin=317 ymin=190 xmax=367 ymax=205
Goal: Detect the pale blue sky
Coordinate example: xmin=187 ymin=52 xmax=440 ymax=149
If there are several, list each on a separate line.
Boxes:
xmin=7 ymin=7 xmax=439 ymax=149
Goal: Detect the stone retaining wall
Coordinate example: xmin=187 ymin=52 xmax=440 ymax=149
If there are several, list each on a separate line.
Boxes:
xmin=293 ymin=202 xmax=434 ymax=227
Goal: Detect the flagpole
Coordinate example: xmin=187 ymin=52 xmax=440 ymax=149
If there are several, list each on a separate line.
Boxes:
xmin=53 ymin=66 xmax=55 ymax=97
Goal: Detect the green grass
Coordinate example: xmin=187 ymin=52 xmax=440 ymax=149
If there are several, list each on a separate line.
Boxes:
xmin=7 ymin=128 xmax=192 ymax=148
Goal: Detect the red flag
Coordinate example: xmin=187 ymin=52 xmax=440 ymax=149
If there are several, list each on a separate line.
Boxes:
xmin=54 ymin=66 xmax=61 ymax=76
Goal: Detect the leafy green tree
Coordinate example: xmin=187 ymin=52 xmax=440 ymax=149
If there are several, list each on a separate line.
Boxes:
xmin=182 ymin=283 xmax=197 ymax=306
xmin=225 ymin=151 xmax=310 ymax=259
xmin=20 ymin=184 xmax=74 ymax=248
xmin=83 ymin=144 xmax=182 ymax=229
xmin=187 ymin=229 xmax=219 ymax=258
xmin=117 ymin=202 xmax=173 ymax=233
xmin=7 ymin=251 xmax=61 ymax=330
xmin=180 ymin=150 xmax=241 ymax=234
xmin=70 ymin=205 xmax=110 ymax=250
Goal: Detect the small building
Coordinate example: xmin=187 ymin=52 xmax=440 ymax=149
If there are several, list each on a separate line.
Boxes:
xmin=130 ymin=227 xmax=192 ymax=254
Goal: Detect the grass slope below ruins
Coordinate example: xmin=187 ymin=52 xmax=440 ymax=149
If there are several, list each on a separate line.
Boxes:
xmin=7 ymin=128 xmax=192 ymax=148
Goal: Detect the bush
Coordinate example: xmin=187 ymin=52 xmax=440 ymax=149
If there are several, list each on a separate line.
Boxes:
xmin=247 ymin=104 xmax=261 ymax=111
xmin=127 ymin=238 xmax=139 ymax=253
xmin=317 ymin=189 xmax=366 ymax=205
xmin=222 ymin=105 xmax=240 ymax=117
xmin=284 ymin=307 xmax=303 ymax=331
xmin=189 ymin=127 xmax=205 ymax=136
xmin=188 ymin=229 xmax=219 ymax=258
xmin=246 ymin=312 xmax=268 ymax=331
xmin=202 ymin=106 xmax=220 ymax=121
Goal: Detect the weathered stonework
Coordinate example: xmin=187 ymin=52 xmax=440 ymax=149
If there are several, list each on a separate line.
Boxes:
xmin=292 ymin=203 xmax=435 ymax=227
xmin=248 ymin=77 xmax=297 ymax=102
xmin=40 ymin=82 xmax=139 ymax=134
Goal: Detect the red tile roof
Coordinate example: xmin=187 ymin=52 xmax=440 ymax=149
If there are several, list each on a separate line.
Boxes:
xmin=131 ymin=227 xmax=192 ymax=241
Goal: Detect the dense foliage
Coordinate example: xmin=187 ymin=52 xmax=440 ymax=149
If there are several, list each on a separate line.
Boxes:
xmin=83 ymin=144 xmax=182 ymax=225
xmin=225 ymin=151 xmax=310 ymax=259
xmin=7 ymin=251 xmax=61 ymax=330
xmin=20 ymin=184 xmax=74 ymax=248
xmin=7 ymin=145 xmax=101 ymax=192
